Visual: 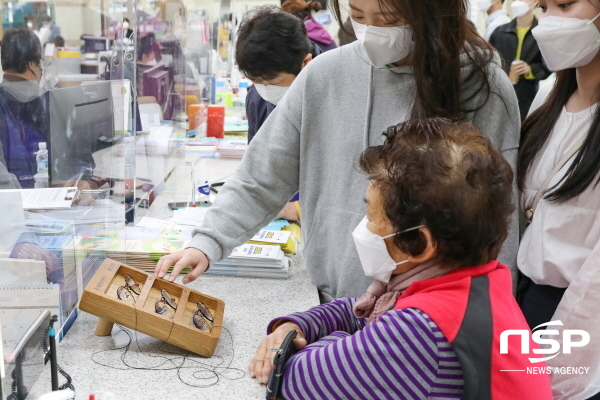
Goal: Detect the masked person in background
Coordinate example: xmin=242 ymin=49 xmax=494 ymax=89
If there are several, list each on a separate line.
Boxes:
xmin=281 ymin=0 xmax=337 ymax=52
xmin=490 ymin=0 xmax=552 ymax=120
xmin=236 ymin=6 xmax=321 ymax=144
xmin=249 ymin=119 xmax=553 ymax=400
xmin=156 ymin=0 xmax=520 ymax=304
xmin=517 ymin=0 xmax=600 ymax=398
xmin=0 ymin=28 xmax=50 ymax=189
xmin=122 ymin=17 xmax=134 ymax=39
xmin=477 ymin=0 xmax=511 ymax=40
xmin=40 ymin=15 xmax=61 ymax=44
xmin=235 ymin=6 xmax=323 ymax=221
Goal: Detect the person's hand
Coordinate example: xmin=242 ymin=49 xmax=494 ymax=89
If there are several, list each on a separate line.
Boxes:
xmin=276 ymin=202 xmax=299 ymax=221
xmin=249 ymin=322 xmax=307 ymax=385
xmin=510 ymin=61 xmax=531 ymax=82
xmin=514 ymin=61 xmax=531 ymax=76
xmin=509 ymin=62 xmax=522 ymax=83
xmin=154 ymin=247 xmax=209 ymax=284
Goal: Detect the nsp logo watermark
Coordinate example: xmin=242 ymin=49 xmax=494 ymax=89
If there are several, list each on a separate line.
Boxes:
xmin=500 ymin=320 xmax=590 ymax=363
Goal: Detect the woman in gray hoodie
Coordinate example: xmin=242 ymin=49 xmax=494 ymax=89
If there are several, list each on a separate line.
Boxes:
xmin=156 ymin=0 xmax=520 ymax=304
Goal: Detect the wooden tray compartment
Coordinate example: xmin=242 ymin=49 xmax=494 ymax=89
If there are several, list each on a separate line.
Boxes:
xmin=79 ymin=259 xmax=225 ymax=357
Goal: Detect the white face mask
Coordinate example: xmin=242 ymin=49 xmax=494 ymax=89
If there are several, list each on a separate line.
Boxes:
xmin=511 ymin=1 xmax=531 ymax=18
xmin=350 ymin=20 xmax=414 ymax=68
xmin=352 ymin=216 xmax=424 ymax=283
xmin=532 ymin=13 xmax=600 ymax=71
xmin=123 ymin=22 xmax=130 ymax=30
xmin=476 ymin=0 xmax=493 ymax=12
xmin=253 ymin=83 xmax=289 ymax=105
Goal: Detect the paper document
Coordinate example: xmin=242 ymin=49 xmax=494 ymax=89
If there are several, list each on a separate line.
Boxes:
xmin=0 ymin=284 xmax=60 ymax=354
xmin=172 ymin=207 xmax=209 ymax=226
xmin=2 ymin=187 xmax=80 ymax=209
xmin=137 ymin=216 xmax=176 ymax=230
xmin=120 ymin=226 xmax=162 ymax=241
xmin=0 ymin=259 xmax=47 ymax=285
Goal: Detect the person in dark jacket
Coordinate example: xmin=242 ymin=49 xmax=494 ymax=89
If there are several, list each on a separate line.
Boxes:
xmin=122 ymin=18 xmax=134 ymax=39
xmin=236 ymin=6 xmax=321 ymax=145
xmin=490 ymin=0 xmax=551 ymax=120
xmin=0 ymin=29 xmax=50 ymax=189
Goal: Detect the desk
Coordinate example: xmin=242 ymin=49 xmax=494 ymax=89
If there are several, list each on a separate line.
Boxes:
xmin=29 ymin=151 xmax=318 ymax=400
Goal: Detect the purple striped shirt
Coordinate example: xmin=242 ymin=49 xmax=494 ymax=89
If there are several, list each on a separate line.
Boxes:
xmin=268 ymin=298 xmax=464 ymax=400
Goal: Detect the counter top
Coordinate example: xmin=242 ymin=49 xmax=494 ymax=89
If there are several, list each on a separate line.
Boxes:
xmin=29 ymin=150 xmax=318 ymax=400
xmin=31 ymin=251 xmax=317 ymax=400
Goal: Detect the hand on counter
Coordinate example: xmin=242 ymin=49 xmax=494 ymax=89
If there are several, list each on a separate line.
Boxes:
xmin=155 ymin=248 xmax=209 ymax=284
xmin=249 ymin=322 xmax=307 ymax=385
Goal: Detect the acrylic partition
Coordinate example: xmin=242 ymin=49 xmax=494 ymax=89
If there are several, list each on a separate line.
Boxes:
xmin=0 ymin=0 xmax=133 ymax=393
xmin=0 ymin=0 xmax=249 ymax=345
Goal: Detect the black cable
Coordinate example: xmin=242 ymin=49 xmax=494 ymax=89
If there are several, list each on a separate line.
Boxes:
xmin=42 ymin=321 xmax=75 ymax=393
xmin=90 ymin=285 xmax=245 ymax=388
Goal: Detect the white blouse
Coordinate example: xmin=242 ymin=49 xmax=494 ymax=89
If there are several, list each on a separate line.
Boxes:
xmin=519 ymin=83 xmax=600 ymax=400
xmin=518 ymin=84 xmax=600 ymax=288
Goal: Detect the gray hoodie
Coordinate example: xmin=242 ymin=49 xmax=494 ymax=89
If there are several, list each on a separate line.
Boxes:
xmin=188 ymin=41 xmax=520 ymax=302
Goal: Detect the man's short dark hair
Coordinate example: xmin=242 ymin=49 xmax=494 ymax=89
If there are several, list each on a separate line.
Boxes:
xmin=1 ymin=28 xmax=42 ymax=73
xmin=54 ymin=35 xmax=65 ymax=47
xmin=41 ymin=15 xmax=52 ymax=23
xmin=360 ymin=118 xmax=515 ymax=268
xmin=235 ymin=6 xmax=311 ymax=82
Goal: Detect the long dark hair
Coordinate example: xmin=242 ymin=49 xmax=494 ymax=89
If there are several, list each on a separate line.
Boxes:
xmin=330 ymin=0 xmax=495 ymax=120
xmin=518 ymin=69 xmax=600 ymax=202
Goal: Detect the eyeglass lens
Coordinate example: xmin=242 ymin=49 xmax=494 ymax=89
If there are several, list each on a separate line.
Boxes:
xmin=124 ymin=275 xmax=140 ymax=295
xmin=193 ymin=313 xmax=211 ymax=332
xmin=117 ymin=275 xmax=141 ymax=302
xmin=192 ymin=300 xmax=214 ymax=332
xmin=117 ymin=286 xmax=134 ymax=301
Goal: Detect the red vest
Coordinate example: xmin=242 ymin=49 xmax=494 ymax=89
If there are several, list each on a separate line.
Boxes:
xmin=394 ymin=261 xmax=553 ymax=400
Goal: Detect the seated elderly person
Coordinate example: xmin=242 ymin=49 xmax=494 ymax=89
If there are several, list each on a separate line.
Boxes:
xmin=249 ymin=118 xmax=553 ymax=399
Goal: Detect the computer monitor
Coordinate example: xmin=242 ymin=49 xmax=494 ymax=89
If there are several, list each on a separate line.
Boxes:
xmin=49 ymin=82 xmax=115 ymax=183
xmin=81 ymin=36 xmax=109 ymax=53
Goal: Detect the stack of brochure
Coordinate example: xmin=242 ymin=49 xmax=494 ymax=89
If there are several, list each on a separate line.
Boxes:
xmin=248 ymin=230 xmax=297 ymax=255
xmin=75 ymin=237 xmax=186 ymax=268
xmin=71 ymin=221 xmax=296 ymax=279
xmin=127 ymin=243 xmax=290 ymax=279
xmin=216 ymin=141 xmax=247 ymax=159
xmin=207 ymin=243 xmax=290 ymax=279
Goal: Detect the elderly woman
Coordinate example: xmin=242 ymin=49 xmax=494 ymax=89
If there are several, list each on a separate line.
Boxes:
xmin=249 ymin=118 xmax=553 ymax=399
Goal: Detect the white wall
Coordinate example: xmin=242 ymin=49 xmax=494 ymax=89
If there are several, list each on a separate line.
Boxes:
xmin=56 ymin=3 xmax=104 ymax=46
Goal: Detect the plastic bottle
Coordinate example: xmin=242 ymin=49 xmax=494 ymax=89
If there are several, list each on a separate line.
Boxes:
xmin=215 ymin=78 xmax=227 ymax=105
xmin=34 ymin=142 xmax=49 ymax=188
xmin=36 ymin=142 xmax=48 ymax=173
xmin=238 ymin=78 xmax=249 ymax=99
xmin=188 ymin=103 xmax=207 ymax=137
